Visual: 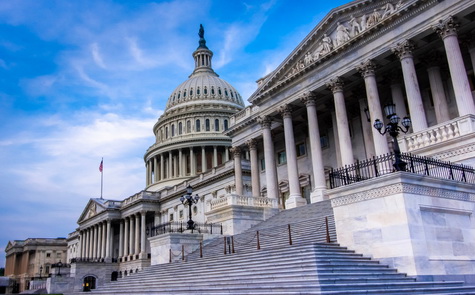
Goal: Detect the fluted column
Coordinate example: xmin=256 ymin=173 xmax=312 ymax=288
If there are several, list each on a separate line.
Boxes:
xmin=213 ymin=146 xmax=218 ymax=167
xmin=359 ymin=98 xmax=376 ymax=158
xmin=225 ymin=147 xmax=229 ymax=162
xmin=135 ymin=214 xmax=140 ymax=255
xmin=433 ymin=16 xmax=475 ymax=116
xmin=190 ymin=147 xmax=196 ymax=176
xmin=331 ymin=112 xmax=342 ymax=167
xmin=98 ymin=223 xmax=103 ymax=259
xmin=327 ymin=77 xmax=354 ymax=166
xmin=129 ymin=216 xmax=135 ymax=258
xmin=153 ymin=156 xmax=158 ymax=183
xmin=119 ymin=220 xmax=124 ymax=258
xmin=357 ymin=60 xmax=390 ymax=157
xmin=301 ymin=93 xmax=327 ymax=202
xmin=140 ymin=212 xmax=146 ymax=258
xmin=231 ymin=147 xmax=243 ymax=195
xmin=179 ymin=149 xmax=183 ymax=177
xmin=123 ymin=218 xmax=129 ymax=258
xmin=424 ymin=52 xmax=450 ymax=123
xmin=80 ymin=231 xmax=85 ymax=258
xmin=168 ymin=151 xmax=172 ymax=178
xmin=279 ymin=104 xmax=305 ymax=208
xmin=392 ymin=40 xmax=427 ymax=131
xmin=201 ymin=146 xmax=207 ymax=172
xmin=102 ymin=222 xmax=107 ymax=259
xmin=388 ymin=73 xmax=408 ymax=119
xmin=160 ymin=154 xmax=164 ymax=180
xmin=247 ymin=139 xmax=260 ymax=197
xmin=85 ymin=228 xmax=90 ymax=259
xmin=105 ymin=219 xmax=111 ymax=260
xmin=92 ymin=225 xmax=98 ymax=258
xmin=258 ymin=116 xmax=278 ymax=199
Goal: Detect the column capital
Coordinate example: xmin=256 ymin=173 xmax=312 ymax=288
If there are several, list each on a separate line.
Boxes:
xmin=246 ymin=138 xmax=258 ymax=150
xmin=257 ymin=116 xmax=272 ymax=129
xmin=278 ymin=104 xmax=293 ymax=118
xmin=391 ymin=40 xmax=415 ymax=60
xmin=357 ymin=59 xmax=377 ymax=78
xmin=326 ymin=77 xmax=344 ymax=93
xmin=432 ymin=16 xmax=459 ymax=39
xmin=300 ymin=92 xmax=317 ymax=107
xmin=230 ymin=146 xmax=241 ymax=156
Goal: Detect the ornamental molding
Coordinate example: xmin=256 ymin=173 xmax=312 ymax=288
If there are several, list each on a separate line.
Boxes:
xmin=431 ymin=142 xmax=475 ymax=162
xmin=331 ymin=182 xmax=475 ymax=207
xmin=249 ymin=0 xmax=441 ymax=105
xmin=432 ymin=15 xmax=459 ymax=39
xmin=391 ymin=39 xmax=416 ymax=60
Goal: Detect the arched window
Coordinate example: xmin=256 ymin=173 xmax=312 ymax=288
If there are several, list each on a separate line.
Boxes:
xmin=204 ymin=87 xmax=208 ymax=95
xmin=171 ymin=124 xmax=175 ymax=137
xmin=197 ymin=87 xmax=200 ymax=95
xmin=230 ymin=91 xmax=234 ymax=98
xmin=187 ymin=120 xmax=191 ymax=133
xmin=178 ymin=122 xmax=183 ymax=135
xmin=190 ymin=88 xmax=193 ymax=96
xmin=215 ymin=119 xmax=219 ymax=131
xmin=205 ymin=119 xmax=210 ymax=131
xmin=196 ymin=120 xmax=201 ymax=132
xmin=224 ymin=119 xmax=228 ymax=131
xmin=218 ymin=88 xmax=222 ymax=95
xmin=165 ymin=127 xmax=168 ymax=138
xmin=211 ymin=87 xmax=215 ymax=95
xmin=225 ymin=89 xmax=228 ymax=97
xmin=177 ymin=92 xmax=181 ymax=99
xmin=183 ymin=89 xmax=186 ymax=98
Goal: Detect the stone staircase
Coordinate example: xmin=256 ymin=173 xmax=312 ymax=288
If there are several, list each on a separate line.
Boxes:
xmin=83 ymin=200 xmax=475 ymax=295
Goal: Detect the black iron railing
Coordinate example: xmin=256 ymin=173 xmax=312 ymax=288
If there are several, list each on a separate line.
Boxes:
xmin=329 ymin=153 xmax=475 ymax=189
xmin=148 ymin=222 xmax=222 ymax=237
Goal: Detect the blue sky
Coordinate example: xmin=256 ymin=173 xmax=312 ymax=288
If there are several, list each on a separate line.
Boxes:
xmin=0 ymin=0 xmax=351 ymax=267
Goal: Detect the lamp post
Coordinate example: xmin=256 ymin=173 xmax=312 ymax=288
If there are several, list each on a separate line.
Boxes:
xmin=56 ymin=260 xmax=63 ymax=277
xmin=373 ymin=103 xmax=411 ymax=171
xmin=180 ymin=185 xmax=200 ymax=230
xmin=39 ymin=266 xmax=43 ymax=279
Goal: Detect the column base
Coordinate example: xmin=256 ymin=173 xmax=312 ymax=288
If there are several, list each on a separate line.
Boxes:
xmin=310 ymin=188 xmax=327 ymax=203
xmin=285 ymin=194 xmax=307 ymax=209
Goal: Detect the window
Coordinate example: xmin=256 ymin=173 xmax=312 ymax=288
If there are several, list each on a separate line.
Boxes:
xmin=320 ymin=135 xmax=329 ymax=149
xmin=260 ymin=158 xmax=265 ymax=171
xmin=183 ymin=89 xmax=186 ymax=98
xmin=187 ymin=121 xmax=191 ymax=133
xmin=296 ymin=143 xmax=306 ymax=157
xmin=179 ymin=210 xmax=184 ymax=219
xmin=225 ymin=89 xmax=228 ymax=97
xmin=165 ymin=127 xmax=168 ymax=139
xmin=171 ymin=124 xmax=175 ymax=137
xmin=193 ymin=206 xmax=198 ymax=215
xmin=204 ymin=87 xmax=208 ymax=95
xmin=46 ymin=253 xmax=51 ymax=258
xmin=57 ymin=252 xmax=61 ymax=258
xmin=178 ymin=92 xmax=181 ymax=99
xmin=197 ymin=87 xmax=200 ymax=95
xmin=277 ymin=151 xmax=287 ymax=165
xmin=211 ymin=87 xmax=215 ymax=95
xmin=178 ymin=122 xmax=183 ymax=135
xmin=169 ymin=213 xmax=174 ymax=222
xmin=190 ymin=88 xmax=193 ymax=96
xmin=224 ymin=119 xmax=228 ymax=131
xmin=215 ymin=119 xmax=219 ymax=131
xmin=205 ymin=119 xmax=210 ymax=131
xmin=218 ymin=88 xmax=222 ymax=95
xmin=196 ymin=119 xmax=201 ymax=132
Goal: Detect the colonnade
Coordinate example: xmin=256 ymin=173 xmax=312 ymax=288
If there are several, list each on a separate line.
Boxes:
xmin=79 ymin=220 xmax=112 ymax=261
xmin=118 ymin=212 xmax=147 ymax=261
xmin=145 ymin=145 xmax=230 ymax=186
xmin=231 ymin=16 xmax=475 ymax=207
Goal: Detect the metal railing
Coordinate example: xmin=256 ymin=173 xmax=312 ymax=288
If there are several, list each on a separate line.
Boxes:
xmin=329 ymin=152 xmax=475 ymax=189
xmin=149 ymin=222 xmax=222 ymax=237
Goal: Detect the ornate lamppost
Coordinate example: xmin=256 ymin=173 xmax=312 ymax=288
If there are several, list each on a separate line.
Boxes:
xmin=180 ymin=185 xmax=200 ymax=230
xmin=373 ymin=103 xmax=412 ymax=171
xmin=56 ymin=261 xmax=63 ymax=277
xmin=39 ymin=266 xmax=43 ymax=279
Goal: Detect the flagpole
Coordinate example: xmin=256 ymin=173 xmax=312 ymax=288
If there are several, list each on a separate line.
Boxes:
xmin=100 ymin=157 xmax=103 ymax=199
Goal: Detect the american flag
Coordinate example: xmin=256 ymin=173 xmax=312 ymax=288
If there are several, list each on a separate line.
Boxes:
xmin=99 ymin=159 xmax=103 ymax=172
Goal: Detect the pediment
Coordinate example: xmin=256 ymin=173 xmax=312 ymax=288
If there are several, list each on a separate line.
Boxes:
xmin=77 ymin=198 xmax=107 ymax=223
xmin=249 ymin=0 xmax=412 ymax=103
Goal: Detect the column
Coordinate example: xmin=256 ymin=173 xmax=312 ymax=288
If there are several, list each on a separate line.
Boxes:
xmin=433 ymin=16 xmax=475 ymax=116
xmin=105 ymin=219 xmax=111 ymax=260
xmin=213 ymin=146 xmax=218 ymax=167
xmin=231 ymin=147 xmax=243 ymax=195
xmin=97 ymin=223 xmax=102 ymax=259
xmin=391 ymin=40 xmax=427 ymax=131
xmin=331 ymin=112 xmax=342 ymax=167
xmin=129 ymin=216 xmax=135 ymax=258
xmin=92 ymin=225 xmax=97 ymax=258
xmin=160 ymin=154 xmax=164 ymax=180
xmin=140 ymin=212 xmax=146 ymax=258
xmin=327 ymin=77 xmax=354 ymax=166
xmin=301 ymin=93 xmax=327 ymax=202
xmin=85 ymin=228 xmax=90 ymax=259
xmin=357 ymin=60 xmax=390 ymax=157
xmin=258 ymin=116 xmax=278 ymax=199
xmin=123 ymin=218 xmax=129 ymax=258
xmin=190 ymin=147 xmax=196 ymax=176
xmin=101 ymin=222 xmax=107 ymax=259
xmin=153 ymin=156 xmax=158 ymax=182
xmin=225 ymin=147 xmax=229 ymax=162
xmin=246 ymin=139 xmax=261 ymax=197
xmin=425 ymin=52 xmax=450 ymax=123
xmin=173 ymin=155 xmax=177 ymax=178
xmin=388 ymin=72 xmax=409 ymax=119
xmin=179 ymin=149 xmax=183 ymax=177
xmin=279 ymin=104 xmax=305 ymax=208
xmin=145 ymin=162 xmax=149 ymax=186
xmin=119 ymin=220 xmax=124 ymax=259
xmin=168 ymin=151 xmax=172 ymax=178
xmin=201 ymin=146 xmax=207 ymax=172
xmin=135 ymin=214 xmax=140 ymax=255
xmin=359 ymin=98 xmax=376 ymax=158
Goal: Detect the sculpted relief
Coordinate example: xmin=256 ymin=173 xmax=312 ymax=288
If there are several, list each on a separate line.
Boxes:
xmin=283 ymin=0 xmax=404 ymax=81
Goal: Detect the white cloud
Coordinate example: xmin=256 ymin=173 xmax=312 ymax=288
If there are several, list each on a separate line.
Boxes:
xmin=90 ymin=43 xmax=107 ymax=69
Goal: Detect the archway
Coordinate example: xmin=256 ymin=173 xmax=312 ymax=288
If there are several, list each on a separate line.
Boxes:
xmin=83 ymin=276 xmax=96 ymax=292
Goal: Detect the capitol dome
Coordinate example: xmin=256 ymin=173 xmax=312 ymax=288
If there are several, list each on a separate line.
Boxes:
xmin=144 ymin=25 xmax=244 ymax=191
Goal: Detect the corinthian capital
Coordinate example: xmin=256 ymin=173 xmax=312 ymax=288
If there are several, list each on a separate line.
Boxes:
xmin=432 ymin=16 xmax=459 ymax=39
xmin=246 ymin=138 xmax=258 ymax=150
xmin=230 ymin=146 xmax=241 ymax=156
xmin=257 ymin=116 xmax=272 ymax=129
xmin=356 ymin=60 xmax=377 ymax=78
xmin=299 ymin=92 xmax=317 ymax=106
xmin=278 ymin=104 xmax=293 ymax=118
xmin=391 ymin=40 xmax=415 ymax=60
xmin=326 ymin=77 xmax=344 ymax=93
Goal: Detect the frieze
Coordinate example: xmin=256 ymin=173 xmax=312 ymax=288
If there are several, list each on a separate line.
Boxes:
xmin=331 ymin=182 xmax=475 ymax=207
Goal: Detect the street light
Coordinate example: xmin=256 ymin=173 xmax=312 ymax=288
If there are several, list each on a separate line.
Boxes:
xmin=373 ymin=103 xmax=412 ymax=171
xmin=56 ymin=261 xmax=63 ymax=277
xmin=39 ymin=266 xmax=43 ymax=279
xmin=180 ymin=185 xmax=200 ymax=230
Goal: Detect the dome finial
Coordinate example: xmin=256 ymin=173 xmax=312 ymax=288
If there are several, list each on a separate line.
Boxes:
xmin=198 ymin=24 xmax=208 ymax=49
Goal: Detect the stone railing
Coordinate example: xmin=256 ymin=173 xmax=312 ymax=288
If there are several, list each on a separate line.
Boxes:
xmin=207 ymin=194 xmax=278 ymax=211
xmin=122 ymin=191 xmax=159 ymax=206
xmin=230 ymin=105 xmax=260 ymax=126
xmin=399 ymin=115 xmax=475 ymax=152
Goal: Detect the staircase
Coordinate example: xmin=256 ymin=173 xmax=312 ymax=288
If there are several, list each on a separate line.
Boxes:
xmin=83 ymin=200 xmax=475 ymax=295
